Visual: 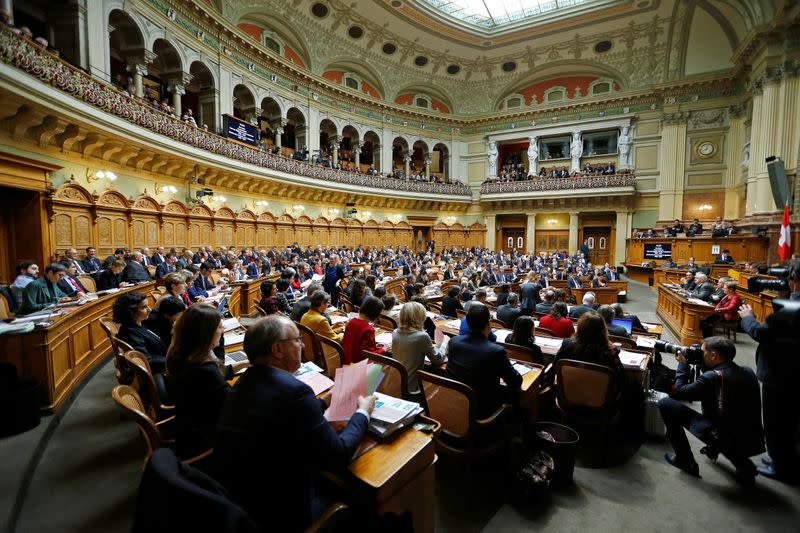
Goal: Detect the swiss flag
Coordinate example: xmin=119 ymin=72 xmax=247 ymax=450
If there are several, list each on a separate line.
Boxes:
xmin=778 ymin=203 xmax=792 ymax=262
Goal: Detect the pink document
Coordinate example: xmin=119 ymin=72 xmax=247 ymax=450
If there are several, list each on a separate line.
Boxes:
xmin=325 ymin=359 xmax=368 ymax=421
xmin=297 ymin=371 xmax=335 ymax=396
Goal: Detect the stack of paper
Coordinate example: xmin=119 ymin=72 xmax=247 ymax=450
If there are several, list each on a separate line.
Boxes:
xmin=295 ymin=363 xmax=335 ymax=396
xmin=368 ymin=392 xmax=423 ymax=438
xmin=619 ymin=350 xmax=648 ymax=370
xmin=0 ymin=322 xmax=35 ymax=335
xmin=494 ymin=328 xmax=513 ymax=340
xmin=635 ymin=336 xmax=656 ymax=348
xmin=11 ymin=311 xmax=52 ymax=324
xmin=222 ymin=317 xmax=242 ymax=332
xmin=444 ymin=319 xmax=462 ymax=330
xmin=374 ymin=331 xmax=393 ymax=350
xmin=326 ymin=360 xmax=369 ymax=421
xmin=223 ymin=331 xmax=246 ymax=346
xmin=329 ymin=314 xmax=349 ymax=325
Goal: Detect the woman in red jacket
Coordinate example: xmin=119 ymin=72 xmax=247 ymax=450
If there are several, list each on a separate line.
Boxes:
xmin=342 ymin=296 xmax=386 ymax=364
xmin=700 ymin=281 xmax=742 ymax=337
xmin=539 ymin=302 xmax=575 ymax=338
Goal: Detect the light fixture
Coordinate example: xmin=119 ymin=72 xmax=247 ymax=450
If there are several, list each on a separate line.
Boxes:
xmin=326 ymin=208 xmax=340 ymax=217
xmin=293 ymin=204 xmax=305 ymax=211
xmin=390 ymin=213 xmax=402 ymax=222
xmin=87 ymin=169 xmax=117 ymax=182
xmin=158 ymin=184 xmax=178 ymax=194
xmin=699 ymin=204 xmax=713 ymax=211
xmin=255 ymin=200 xmax=269 ymax=207
xmin=211 ymin=195 xmax=227 ymax=203
xmin=445 ymin=215 xmax=456 ymax=224
xmin=547 ymin=218 xmax=558 ymax=224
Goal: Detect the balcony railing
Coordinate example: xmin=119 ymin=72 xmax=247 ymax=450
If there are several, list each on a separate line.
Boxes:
xmin=480 ymin=173 xmax=636 ymax=194
xmin=0 ymin=27 xmax=472 ymax=198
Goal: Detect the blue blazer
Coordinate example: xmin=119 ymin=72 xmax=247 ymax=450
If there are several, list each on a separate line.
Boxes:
xmin=155 ymin=262 xmax=174 ymax=279
xmin=446 ymin=333 xmax=521 ymax=418
xmin=246 ymin=262 xmax=261 ymax=279
xmin=190 ymin=275 xmax=212 ymax=299
xmin=214 ymin=365 xmax=368 ymax=532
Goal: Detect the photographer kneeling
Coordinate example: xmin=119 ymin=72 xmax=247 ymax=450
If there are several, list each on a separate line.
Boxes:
xmin=657 ymin=336 xmax=764 ymax=485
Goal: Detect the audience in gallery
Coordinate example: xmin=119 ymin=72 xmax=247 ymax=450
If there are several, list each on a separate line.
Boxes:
xmin=112 ymin=291 xmax=166 ymax=374
xmin=447 ymin=303 xmax=522 ymax=418
xmin=391 ymin=301 xmax=445 ymax=396
xmin=632 ymin=216 xmax=738 ymax=239
xmin=539 ymin=301 xmax=575 ymax=339
xmin=504 ymin=315 xmax=544 ymax=364
xmin=300 ymin=289 xmax=343 ymax=342
xmin=341 ymin=296 xmax=385 ymax=364
xmin=165 ymin=304 xmax=248 ymax=459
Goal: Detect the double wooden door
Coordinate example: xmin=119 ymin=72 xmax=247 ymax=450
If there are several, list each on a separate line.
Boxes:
xmin=583 ymin=227 xmax=611 ymax=265
xmin=502 ymin=228 xmax=525 ymax=253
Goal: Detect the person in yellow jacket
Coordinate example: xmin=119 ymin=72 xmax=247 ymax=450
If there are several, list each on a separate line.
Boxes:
xmin=300 ymin=290 xmax=343 ymax=342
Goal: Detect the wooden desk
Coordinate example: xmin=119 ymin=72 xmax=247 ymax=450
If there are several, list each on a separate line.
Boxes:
xmin=655 ymin=283 xmax=716 ymax=346
xmin=623 ymin=263 xmax=654 ymax=285
xmin=571 ymin=286 xmax=623 ymax=305
xmin=627 ymin=235 xmax=768 ymax=264
xmin=0 ymin=282 xmax=155 ymax=412
xmin=229 ymin=274 xmax=279 ymax=316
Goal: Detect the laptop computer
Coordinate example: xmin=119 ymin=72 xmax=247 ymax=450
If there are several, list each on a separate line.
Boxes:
xmin=216 ymin=295 xmax=229 ymax=315
xmin=610 ymin=318 xmax=633 ymax=335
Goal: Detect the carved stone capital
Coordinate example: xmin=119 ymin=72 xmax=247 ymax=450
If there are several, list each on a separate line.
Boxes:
xmin=661 ymin=111 xmax=690 ymax=126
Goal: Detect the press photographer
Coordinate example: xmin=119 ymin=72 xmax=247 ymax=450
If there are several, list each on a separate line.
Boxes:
xmin=738 ymin=257 xmax=800 ymax=484
xmin=657 ymin=336 xmax=764 ymax=485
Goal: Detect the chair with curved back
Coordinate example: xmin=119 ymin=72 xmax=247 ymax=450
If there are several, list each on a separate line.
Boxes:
xmin=77 ymin=274 xmax=96 ymax=293
xmin=100 ymin=318 xmax=133 ymax=384
xmin=0 ymin=291 xmax=14 ymax=320
xmin=428 ymin=302 xmax=442 ymax=314
xmin=124 ymin=350 xmax=174 ymax=420
xmin=376 ymin=314 xmax=397 ymax=330
xmin=146 ymin=265 xmax=157 ymax=278
xmin=489 ymin=318 xmax=507 ymax=330
xmin=534 ymin=326 xmax=558 ymax=337
xmin=608 ymin=335 xmax=637 ymax=350
xmin=340 ymin=296 xmax=356 ymax=313
xmin=455 ymin=308 xmax=466 ymax=319
xmin=317 ymin=336 xmax=345 ymax=376
xmin=254 ymin=303 xmax=268 ymax=317
xmin=554 ymin=359 xmax=621 ymax=446
xmin=497 ymin=342 xmax=538 ymax=364
xmin=363 ymin=350 xmax=410 ymax=400
xmin=295 ymin=321 xmax=323 ymax=368
xmin=418 ymin=370 xmax=511 ymax=461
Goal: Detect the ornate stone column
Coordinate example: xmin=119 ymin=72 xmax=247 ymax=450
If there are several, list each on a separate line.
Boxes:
xmin=658 ymin=111 xmax=689 ymax=221
xmin=354 ymin=141 xmax=363 ymax=169
xmin=568 ymin=212 xmax=580 ymax=254
xmin=126 ymin=50 xmax=156 ymax=99
xmin=724 ymin=105 xmax=746 ymax=219
xmin=168 ymin=81 xmax=187 ymax=117
xmin=570 ymin=130 xmax=583 ymax=172
xmin=275 ymin=119 xmax=287 ymax=149
xmin=424 ymin=155 xmax=432 ymax=179
xmin=485 ymin=214 xmax=497 ymax=251
xmin=330 ymin=135 xmax=340 ymax=165
xmin=486 ymin=141 xmax=498 ymax=178
xmin=746 ymin=67 xmax=782 ymax=215
xmin=526 ymin=214 xmax=536 ymax=254
xmin=403 ymin=153 xmax=411 ymax=177
xmin=372 ymin=143 xmax=381 ymax=172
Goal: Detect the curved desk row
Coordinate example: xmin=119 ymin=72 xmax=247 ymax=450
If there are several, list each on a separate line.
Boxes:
xmin=655 ymin=283 xmax=717 ymax=346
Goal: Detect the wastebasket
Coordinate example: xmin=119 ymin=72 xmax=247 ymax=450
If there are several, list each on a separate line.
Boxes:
xmin=531 ymin=422 xmax=579 ymax=486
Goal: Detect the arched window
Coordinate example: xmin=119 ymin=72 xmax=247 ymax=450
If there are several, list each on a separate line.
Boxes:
xmin=344 ymin=76 xmax=359 ymax=90
xmin=587 ymin=237 xmax=595 ymax=249
xmin=415 ymin=96 xmax=430 ymax=109
xmin=505 ymin=96 xmax=522 ymax=109
xmin=263 ymin=36 xmax=281 ymax=53
xmin=599 ymin=237 xmax=607 ymax=250
xmin=545 ymin=87 xmax=567 ymax=103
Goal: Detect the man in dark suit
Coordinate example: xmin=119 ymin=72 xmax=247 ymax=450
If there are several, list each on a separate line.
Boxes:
xmin=215 ymin=315 xmax=375 ymax=532
xmin=96 ymin=260 xmax=128 ymax=291
xmin=140 ymin=247 xmax=153 ymax=267
xmin=122 ymin=252 xmax=151 ymax=283
xmin=715 ymin=249 xmax=735 ymax=264
xmin=496 ymin=292 xmax=522 ymax=328
xmin=190 ymin=261 xmax=216 ymax=300
xmin=440 ymin=285 xmax=463 ymax=318
xmin=246 ymin=257 xmax=264 ymax=279
xmin=150 ymin=246 xmax=166 ymax=266
xmin=519 ymin=273 xmax=541 ymax=314
xmin=535 ymin=290 xmax=555 ymax=315
xmin=103 ymin=248 xmax=126 ymax=270
xmin=658 ymin=336 xmax=764 ymax=485
xmin=57 ymin=260 xmax=88 ymax=296
xmin=567 ymin=273 xmax=583 ymax=289
xmin=687 ymin=218 xmax=703 ymax=236
xmin=155 ymin=253 xmax=178 ymax=279
xmin=690 ymin=272 xmax=715 ymax=302
xmin=447 ymin=304 xmax=521 ymax=418
xmin=568 ymin=292 xmax=596 ymax=319
xmin=63 ymin=248 xmax=86 ymax=275
xmin=81 ymin=247 xmax=103 ymax=273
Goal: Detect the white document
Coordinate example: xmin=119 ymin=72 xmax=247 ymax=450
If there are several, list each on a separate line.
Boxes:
xmin=374 ymin=331 xmax=393 ymax=348
xmin=224 ymin=332 xmax=246 ymax=346
xmin=330 ymin=314 xmax=349 ymax=325
xmin=619 ymin=350 xmax=648 ymax=369
xmin=512 ymin=363 xmax=533 ymax=376
xmin=636 ymin=336 xmax=657 ymax=348
xmin=222 ymin=317 xmax=242 ymax=332
xmin=370 ymin=392 xmax=422 ymax=425
xmin=494 ymin=328 xmax=513 ymax=341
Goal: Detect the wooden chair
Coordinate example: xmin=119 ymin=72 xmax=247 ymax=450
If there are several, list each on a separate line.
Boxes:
xmin=418 ymin=370 xmax=511 ymax=461
xmin=489 ymin=318 xmax=507 ymax=330
xmin=534 ymin=326 xmax=558 ymax=337
xmin=428 ymin=302 xmax=442 ymax=314
xmin=295 ymin=321 xmax=323 ymax=368
xmin=554 ymin=359 xmax=620 ymax=439
xmin=318 ymin=336 xmax=345 ymax=375
xmin=209 ymin=272 xmax=222 ymax=285
xmin=497 ymin=342 xmax=538 ymax=364
xmin=124 ymin=350 xmax=174 ymax=420
xmin=376 ymin=314 xmax=397 ymax=330
xmin=99 ymin=318 xmax=131 ymax=384
xmin=608 ymin=335 xmax=637 ymax=349
xmin=145 ymin=291 xmax=159 ymax=309
xmin=305 ymin=503 xmax=351 ymax=533
xmin=0 ymin=292 xmax=13 ymax=320
xmin=77 ymin=274 xmax=96 ymax=293
xmin=146 ymin=265 xmax=157 ymax=278
xmin=363 ymin=350 xmax=410 ymax=400
xmin=340 ymin=296 xmax=356 ymax=313
xmin=714 ymin=318 xmax=739 ymax=342
xmin=112 ymin=385 xmax=211 ymax=466
xmin=455 ymin=308 xmax=466 ymax=318
xmin=254 ymin=303 xmax=268 ymax=317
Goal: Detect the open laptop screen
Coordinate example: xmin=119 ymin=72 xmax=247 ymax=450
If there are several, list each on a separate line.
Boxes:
xmin=611 ymin=318 xmax=633 ymax=335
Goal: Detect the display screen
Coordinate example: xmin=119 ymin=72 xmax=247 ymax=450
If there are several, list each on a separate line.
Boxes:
xmin=223 ymin=114 xmax=259 ymax=146
xmin=644 ymin=243 xmax=672 ymax=260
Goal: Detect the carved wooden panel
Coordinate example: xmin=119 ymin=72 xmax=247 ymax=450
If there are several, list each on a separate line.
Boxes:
xmin=190 ymin=223 xmax=201 ymax=247
xmin=54 ymin=213 xmax=74 ymax=249
xmin=97 ymin=217 xmax=112 ymax=247
xmin=113 ymin=218 xmax=127 ymax=248
xmin=132 ymin=219 xmax=145 ymax=248
xmin=175 ymin=222 xmax=187 ymax=245
xmin=200 ymin=224 xmax=212 ymax=245
xmin=163 ymin=221 xmax=176 ymax=246
xmin=147 ymin=220 xmax=159 ymax=246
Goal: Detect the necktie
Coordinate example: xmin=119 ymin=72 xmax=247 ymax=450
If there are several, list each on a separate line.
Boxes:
xmin=70 ymin=278 xmax=85 ymax=294
xmin=73 ymin=261 xmax=84 ymax=275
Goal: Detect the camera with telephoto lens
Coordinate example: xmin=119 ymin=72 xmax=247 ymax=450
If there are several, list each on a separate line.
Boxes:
xmin=746 ymin=266 xmax=790 ymax=293
xmin=653 ymin=340 xmax=704 ymax=365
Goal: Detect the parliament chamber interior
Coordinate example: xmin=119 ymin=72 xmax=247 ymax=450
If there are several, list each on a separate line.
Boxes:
xmin=1 ymin=0 xmax=799 ymax=531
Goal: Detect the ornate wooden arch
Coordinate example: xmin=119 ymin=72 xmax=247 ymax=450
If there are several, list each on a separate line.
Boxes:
xmin=96 ymin=189 xmax=130 ymax=209
xmin=131 ymin=194 xmax=161 ymax=212
xmin=163 ymin=200 xmax=189 ymax=215
xmin=52 ymin=182 xmax=93 ymax=205
xmin=237 ymin=209 xmax=257 ymax=220
xmin=190 ymin=203 xmax=214 ymax=217
xmin=257 ymin=211 xmax=276 ymax=222
xmin=214 ymin=206 xmax=236 ymax=219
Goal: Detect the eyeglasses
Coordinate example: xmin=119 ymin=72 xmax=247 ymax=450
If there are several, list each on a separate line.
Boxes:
xmin=277 ymin=335 xmax=303 ymax=344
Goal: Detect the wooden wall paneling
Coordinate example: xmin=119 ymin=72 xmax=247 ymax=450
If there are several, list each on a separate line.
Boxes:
xmin=50 ymin=183 xmax=95 ymax=259
xmin=161 ymin=201 xmax=189 ymax=249
xmin=313 ymin=217 xmax=331 ymax=247
xmin=214 ymin=207 xmax=236 ymax=248
xmin=257 ymin=212 xmax=277 ymax=248
xmin=625 ymin=236 xmax=769 ymax=264
xmin=236 ymin=209 xmax=258 ymax=247
xmin=94 ymin=190 xmax=131 ymax=256
xmin=130 ymin=195 xmax=162 ymax=250
xmin=296 ymin=215 xmax=313 ymax=246
xmin=364 ymin=220 xmax=379 ymax=247
xmin=347 ymin=220 xmax=362 ymax=248
xmin=396 ymin=221 xmax=413 ymax=249
xmin=189 ymin=204 xmax=213 ymax=249
xmin=330 ymin=218 xmax=347 ymax=247
xmin=277 ymin=215 xmax=295 ymax=246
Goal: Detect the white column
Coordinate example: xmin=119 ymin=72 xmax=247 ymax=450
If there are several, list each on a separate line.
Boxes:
xmin=746 ymin=68 xmax=781 ymax=215
xmin=615 ymin=211 xmax=629 ymax=266
xmin=568 ymin=212 xmax=579 ymax=254
xmin=424 ymin=155 xmax=431 ymax=179
xmin=218 ymin=67 xmax=234 ymax=117
xmin=658 ymin=111 xmax=688 ymax=221
xmin=724 ymin=105 xmax=746 ymax=219
xmin=570 ymin=130 xmax=583 ymax=172
xmin=485 ymin=214 xmax=497 ymax=251
xmin=381 ymin=129 xmax=394 ymax=173
xmin=403 ymin=154 xmax=411 ymax=177
xmin=275 ymin=119 xmax=286 ymax=149
xmin=354 ymin=141 xmax=362 ymax=168
xmin=170 ymin=84 xmax=185 ymax=117
xmin=372 ymin=143 xmax=381 ymax=172
xmin=307 ymin=106 xmax=320 ymax=159
xmin=526 ymin=214 xmax=536 ymax=254
xmin=331 ymin=136 xmax=339 ymax=165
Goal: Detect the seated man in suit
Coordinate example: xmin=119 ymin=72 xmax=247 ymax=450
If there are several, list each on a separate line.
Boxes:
xmin=289 ymin=282 xmax=323 ymax=323
xmin=81 ymin=247 xmax=102 ymax=273
xmin=103 ymin=248 xmax=126 ymax=270
xmin=63 ymin=248 xmax=86 ymax=276
xmin=670 ymin=219 xmax=686 ymax=235
xmin=447 ymin=304 xmax=522 ymax=418
xmin=246 ymin=256 xmax=264 ymax=279
xmin=155 ymin=253 xmax=178 ymax=279
xmin=657 ymin=337 xmax=763 ymax=485
xmin=567 ymin=272 xmax=584 ymax=289
xmin=214 ymin=315 xmax=375 ymax=532
xmin=56 ymin=259 xmax=88 ymax=297
xmin=690 ymin=272 xmax=716 ymax=302
xmin=96 ymin=259 xmax=129 ymax=291
xmin=569 ymin=292 xmax=596 ymax=319
xmin=715 ymin=249 xmax=735 ymax=264
xmin=686 ymin=218 xmax=703 ymax=236
xmin=440 ymin=285 xmax=464 ymax=318
xmin=535 ymin=289 xmax=555 ymax=315
xmin=189 ymin=261 xmax=217 ymax=301
xmin=681 ymin=271 xmax=697 ymax=291
xmin=122 ymin=252 xmax=151 ymax=283
xmin=150 ymin=246 xmax=166 ymax=266
xmin=496 ymin=292 xmax=522 ymax=328
xmin=18 ymin=262 xmax=68 ymax=315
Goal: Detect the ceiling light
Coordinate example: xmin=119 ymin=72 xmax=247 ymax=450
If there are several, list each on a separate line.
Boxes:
xmin=87 ymin=169 xmax=117 ymax=182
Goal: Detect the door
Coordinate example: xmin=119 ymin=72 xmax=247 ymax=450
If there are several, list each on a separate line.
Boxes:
xmin=583 ymin=227 xmax=611 ymax=265
xmin=502 ymin=228 xmax=524 ymax=253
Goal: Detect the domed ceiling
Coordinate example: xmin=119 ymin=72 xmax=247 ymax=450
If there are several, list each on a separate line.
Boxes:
xmin=218 ymin=0 xmax=771 ymax=114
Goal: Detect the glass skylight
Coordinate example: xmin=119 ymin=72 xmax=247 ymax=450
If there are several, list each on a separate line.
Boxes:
xmin=420 ymin=0 xmax=591 ymax=28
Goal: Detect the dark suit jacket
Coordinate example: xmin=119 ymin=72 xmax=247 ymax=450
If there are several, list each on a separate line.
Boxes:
xmin=446 ymin=333 xmax=522 ymax=418
xmin=496 ymin=304 xmax=522 ymax=328
xmin=535 ymin=302 xmax=553 ymax=315
xmin=214 ymin=365 xmax=369 ymax=532
xmin=246 ymin=263 xmax=261 ymax=279
xmin=96 ymin=269 xmax=123 ymax=291
xmin=150 ymin=253 xmax=165 ymax=266
xmin=123 ymin=261 xmax=151 ymax=283
xmin=519 ymin=282 xmax=541 ymax=313
xmin=691 ymin=281 xmax=715 ymax=302
xmin=57 ymin=275 xmax=87 ymax=296
xmin=567 ymin=277 xmax=583 ymax=289
xmin=568 ymin=304 xmax=593 ymax=319
xmin=606 ymin=324 xmax=631 ymax=338
xmin=155 ymin=262 xmax=175 ymax=279
xmin=741 ymin=295 xmax=800 ymax=389
xmin=81 ymin=257 xmax=102 ymax=273
xmin=440 ymin=295 xmax=463 ymax=318
xmin=670 ymin=361 xmax=764 ymax=458
xmin=118 ymin=323 xmax=167 ymax=373
xmin=714 ymin=254 xmax=735 ymax=264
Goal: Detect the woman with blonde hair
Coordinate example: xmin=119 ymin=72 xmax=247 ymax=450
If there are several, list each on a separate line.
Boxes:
xmin=391 ymin=301 xmax=446 ymax=396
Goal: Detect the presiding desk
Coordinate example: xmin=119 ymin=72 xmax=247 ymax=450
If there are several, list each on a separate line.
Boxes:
xmin=0 ymin=282 xmax=155 ymax=412
xmin=627 ymin=235 xmax=769 ymax=265
xmin=656 ymin=283 xmax=716 ymax=346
